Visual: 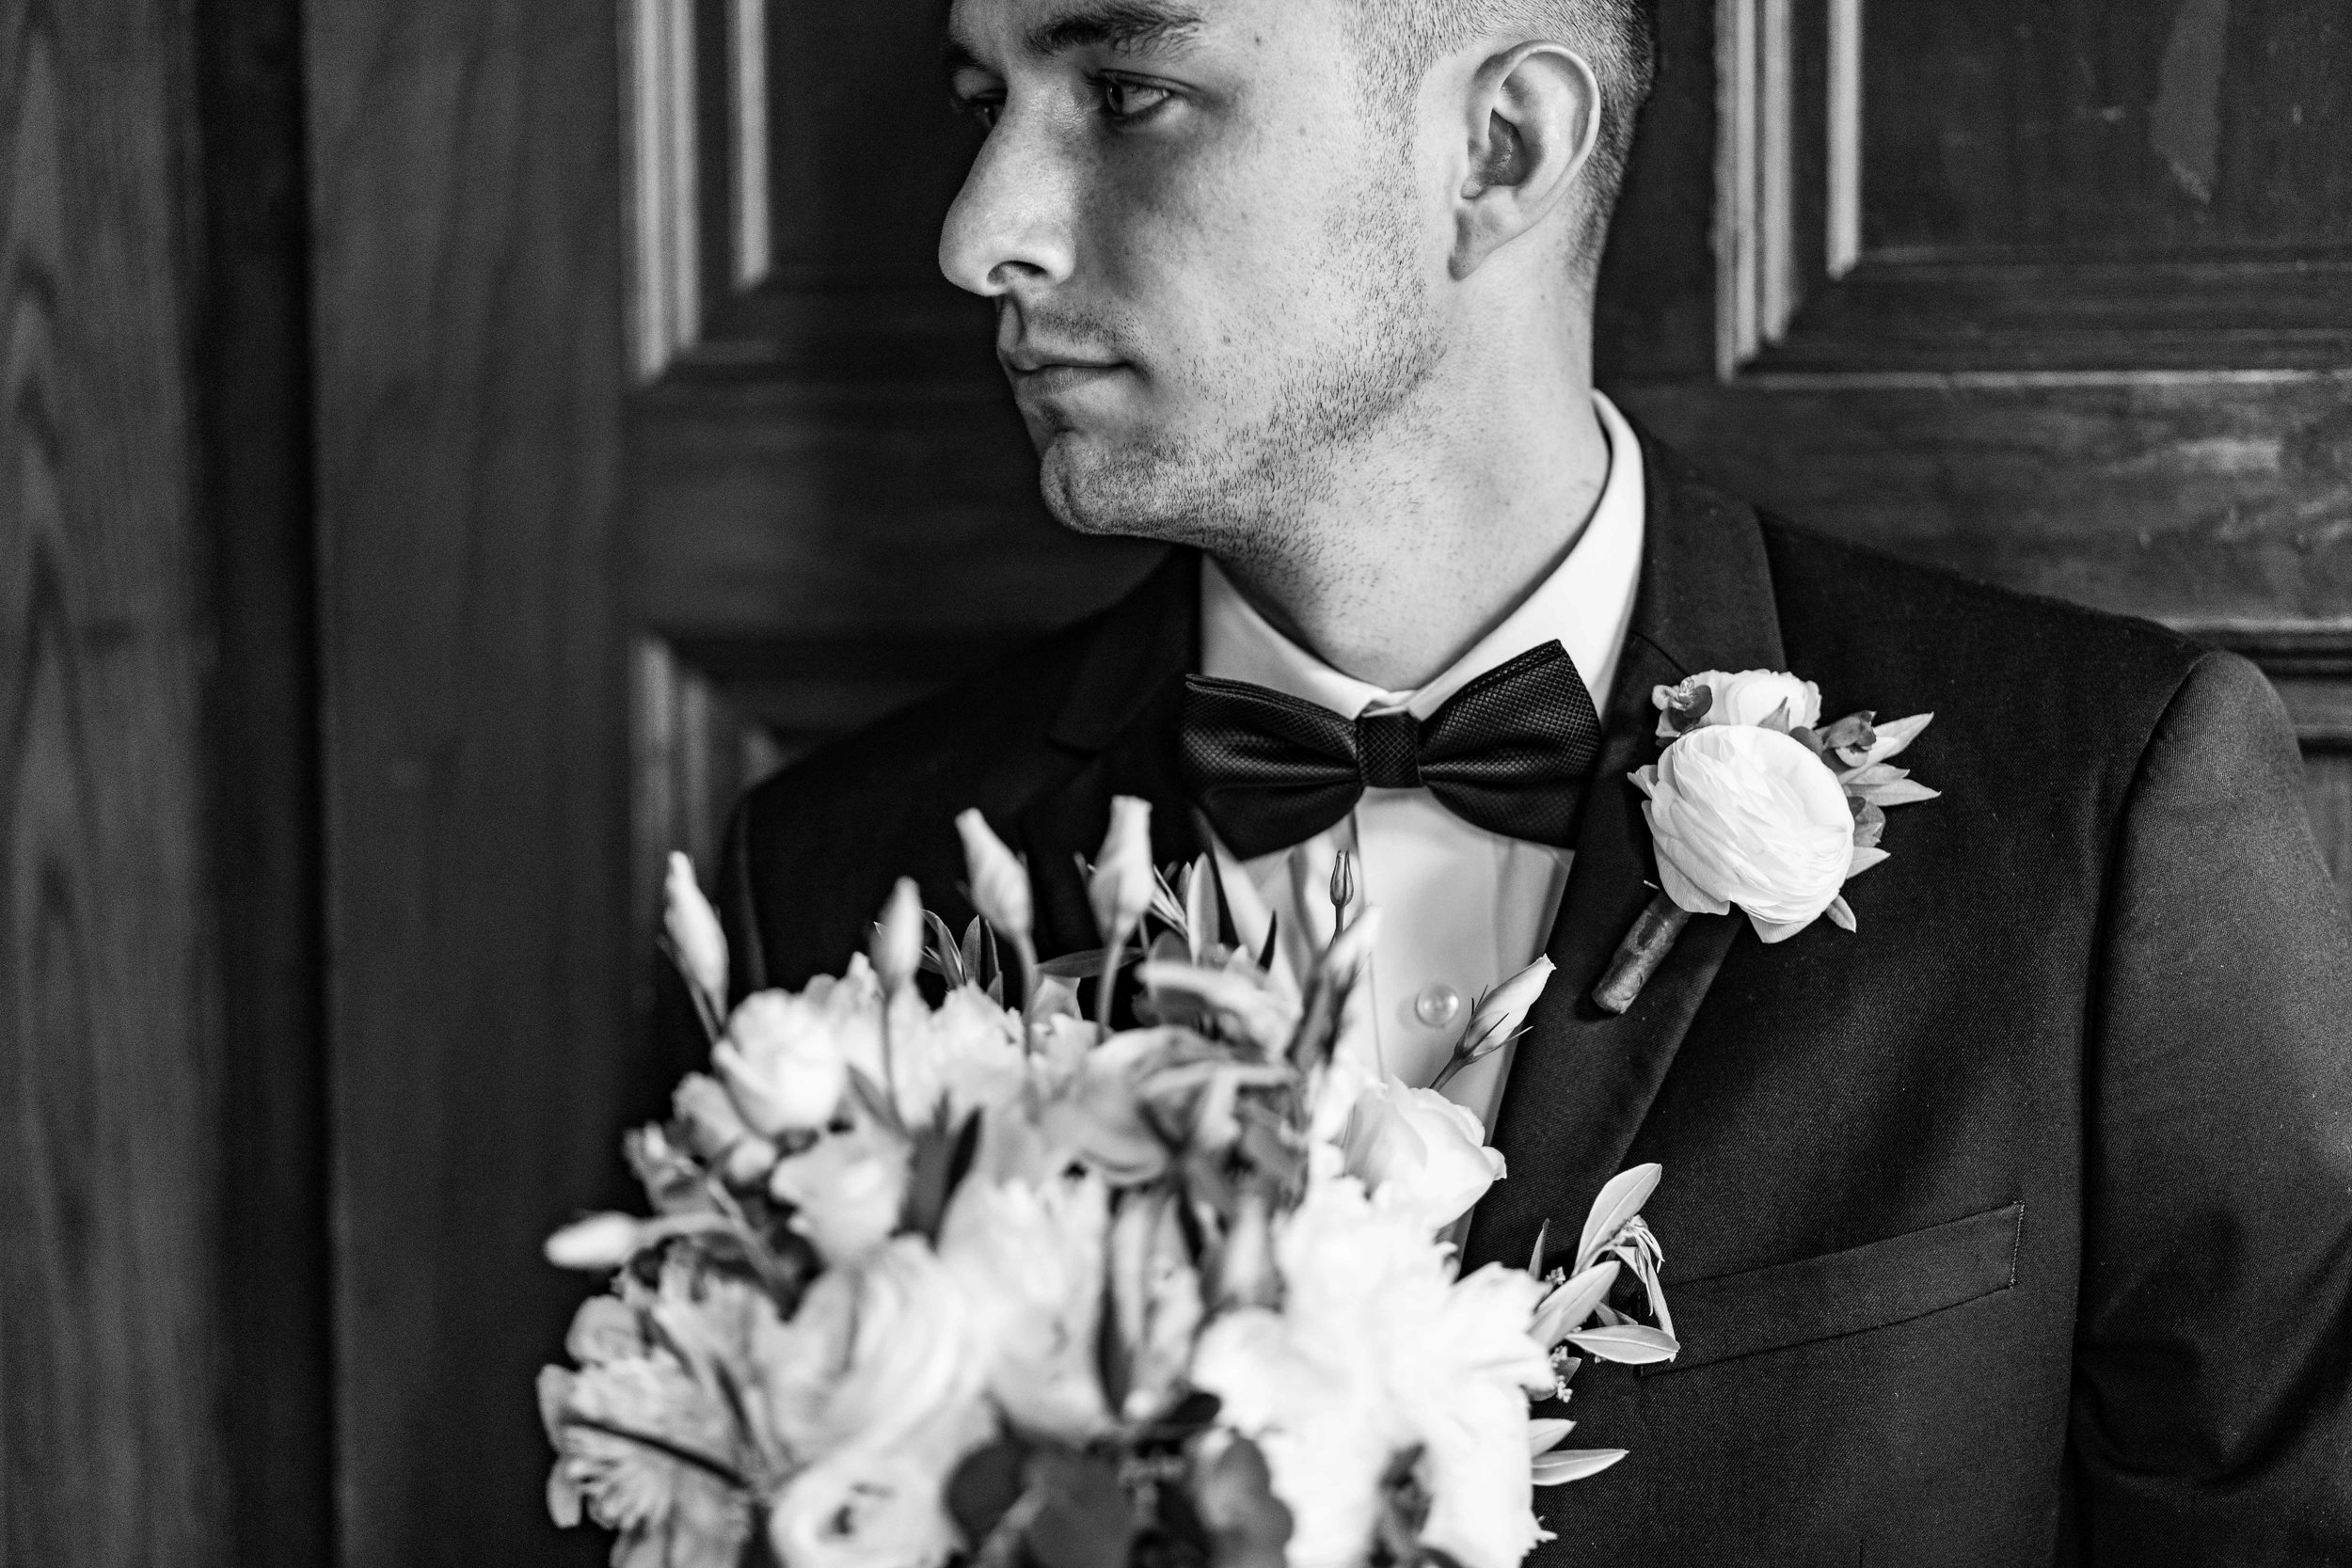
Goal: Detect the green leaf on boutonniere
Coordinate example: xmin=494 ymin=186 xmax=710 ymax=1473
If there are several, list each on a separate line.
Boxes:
xmin=1850 ymin=798 xmax=1887 ymax=848
xmin=1840 ymin=711 xmax=1934 ymax=768
xmin=1819 ymin=711 xmax=1877 ymax=755
xmin=1826 ymin=895 xmax=1858 ymax=932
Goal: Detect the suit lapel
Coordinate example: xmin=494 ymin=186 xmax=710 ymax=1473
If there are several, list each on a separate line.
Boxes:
xmin=1016 ymin=551 xmax=1205 ymax=956
xmin=1464 ymin=444 xmax=1788 ymax=1271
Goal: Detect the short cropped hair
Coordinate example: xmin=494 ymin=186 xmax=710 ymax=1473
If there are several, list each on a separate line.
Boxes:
xmin=1350 ymin=0 xmax=1658 ymax=271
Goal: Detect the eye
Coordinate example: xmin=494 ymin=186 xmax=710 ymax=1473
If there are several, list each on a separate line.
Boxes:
xmin=949 ymin=68 xmax=1005 ymax=129
xmin=1095 ymin=75 xmax=1175 ymax=123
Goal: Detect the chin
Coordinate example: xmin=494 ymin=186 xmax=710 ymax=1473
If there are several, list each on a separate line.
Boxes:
xmin=1036 ymin=431 xmax=1236 ymax=548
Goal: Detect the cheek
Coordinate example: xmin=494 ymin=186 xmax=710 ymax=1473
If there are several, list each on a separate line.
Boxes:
xmin=1086 ymin=122 xmax=1376 ymax=348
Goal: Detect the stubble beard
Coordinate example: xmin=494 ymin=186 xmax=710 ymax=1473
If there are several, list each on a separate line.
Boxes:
xmin=1035 ymin=173 xmax=1444 ymax=586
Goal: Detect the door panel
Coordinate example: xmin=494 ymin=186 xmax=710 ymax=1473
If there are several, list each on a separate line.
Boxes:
xmin=622 ymin=0 xmax=2352 ymax=900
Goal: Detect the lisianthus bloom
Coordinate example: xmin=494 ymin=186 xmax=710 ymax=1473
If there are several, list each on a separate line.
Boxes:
xmin=937 ymin=1168 xmax=1115 ymax=1442
xmin=1655 ymin=668 xmax=1823 ymax=738
xmin=1636 ymin=724 xmax=1855 ymax=942
xmin=768 ymin=1124 xmax=911 ymax=1268
xmin=1190 ymin=1178 xmax=1551 ymax=1568
xmin=715 ymin=974 xmax=867 ymax=1135
xmin=1340 ymin=1075 xmax=1506 ymax=1235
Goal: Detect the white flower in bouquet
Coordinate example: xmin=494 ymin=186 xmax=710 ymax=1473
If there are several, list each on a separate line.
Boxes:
xmin=754 ymin=1237 xmax=995 ymax=1567
xmin=1191 ymin=1177 xmax=1551 ymax=1568
xmin=768 ymin=1124 xmax=912 ymax=1269
xmin=1636 ymin=723 xmax=1855 ymax=942
xmin=938 ymin=1168 xmax=1115 ymax=1442
xmin=715 ymin=977 xmax=866 ymax=1135
xmin=769 ymin=1445 xmax=966 ymax=1568
xmin=539 ymin=1294 xmax=759 ymax=1566
xmin=887 ymin=983 xmax=1028 ymax=1121
xmin=1653 ymin=668 xmax=1822 ymax=739
xmin=1339 ymin=1075 xmax=1507 ymax=1235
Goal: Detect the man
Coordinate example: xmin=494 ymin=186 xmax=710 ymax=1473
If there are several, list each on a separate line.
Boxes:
xmin=714 ymin=0 xmax=2352 ymax=1560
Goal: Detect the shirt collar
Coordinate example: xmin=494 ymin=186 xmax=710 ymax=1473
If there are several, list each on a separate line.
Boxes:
xmin=1200 ymin=390 xmax=1646 ymax=721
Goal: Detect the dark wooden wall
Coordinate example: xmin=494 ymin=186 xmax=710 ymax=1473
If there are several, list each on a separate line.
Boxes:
xmin=299 ymin=0 xmax=645 ymax=1562
xmin=1 ymin=0 xmax=330 ymax=1562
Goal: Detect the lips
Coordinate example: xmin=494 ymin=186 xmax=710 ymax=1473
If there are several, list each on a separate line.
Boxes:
xmin=1002 ymin=344 xmax=1123 ymax=375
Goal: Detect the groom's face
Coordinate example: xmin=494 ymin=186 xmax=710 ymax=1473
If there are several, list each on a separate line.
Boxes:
xmin=941 ymin=0 xmax=1447 ymax=548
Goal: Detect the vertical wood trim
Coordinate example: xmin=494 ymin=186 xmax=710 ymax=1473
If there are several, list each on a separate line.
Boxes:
xmin=303 ymin=0 xmax=633 ymax=1559
xmin=625 ymin=0 xmax=699 ymax=379
xmin=1716 ymin=0 xmax=1799 ymax=377
xmin=1715 ymin=0 xmax=1758 ymax=377
xmin=1758 ymin=0 xmax=1795 ymax=343
xmin=190 ymin=0 xmax=335 ymax=1558
xmin=728 ymin=0 xmax=770 ymax=289
xmin=1825 ymin=0 xmax=1863 ymax=277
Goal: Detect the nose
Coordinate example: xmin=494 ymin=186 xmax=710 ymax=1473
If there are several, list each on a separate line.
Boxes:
xmin=939 ymin=108 xmax=1076 ymax=297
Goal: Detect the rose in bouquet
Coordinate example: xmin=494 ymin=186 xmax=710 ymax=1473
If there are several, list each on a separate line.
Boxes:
xmin=541 ymin=803 xmax=1678 ymax=1568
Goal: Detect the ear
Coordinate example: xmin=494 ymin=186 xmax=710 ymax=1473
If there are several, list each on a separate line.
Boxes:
xmin=1450 ymin=43 xmax=1602 ymax=279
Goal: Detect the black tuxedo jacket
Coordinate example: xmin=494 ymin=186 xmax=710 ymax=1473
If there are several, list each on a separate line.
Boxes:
xmin=715 ymin=443 xmax=2352 ymax=1565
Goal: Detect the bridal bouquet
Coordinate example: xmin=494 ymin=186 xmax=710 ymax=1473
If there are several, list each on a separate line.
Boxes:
xmin=540 ymin=800 xmax=1678 ymax=1568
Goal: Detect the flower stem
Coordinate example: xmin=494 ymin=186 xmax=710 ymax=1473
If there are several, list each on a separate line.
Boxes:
xmin=1095 ymin=922 xmax=1132 ymax=1036
xmin=1592 ymin=893 xmax=1692 ymax=1015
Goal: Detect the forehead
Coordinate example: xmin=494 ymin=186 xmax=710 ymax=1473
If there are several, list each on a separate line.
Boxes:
xmin=943 ymin=0 xmax=1343 ymax=66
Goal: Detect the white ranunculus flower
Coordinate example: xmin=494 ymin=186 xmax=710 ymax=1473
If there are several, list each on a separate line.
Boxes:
xmin=757 ymin=1237 xmax=995 ymax=1474
xmin=1656 ymin=669 xmax=1822 ymax=739
xmin=768 ymin=1127 xmax=910 ymax=1268
xmin=714 ymin=970 xmax=874 ymax=1135
xmin=1190 ymin=1178 xmax=1551 ymax=1568
xmin=889 ymin=984 xmax=1027 ymax=1122
xmin=937 ymin=1169 xmax=1114 ymax=1442
xmin=1340 ymin=1075 xmax=1507 ymax=1235
xmin=1637 ymin=724 xmax=1855 ymax=942
xmin=767 ymin=1444 xmax=964 ymax=1568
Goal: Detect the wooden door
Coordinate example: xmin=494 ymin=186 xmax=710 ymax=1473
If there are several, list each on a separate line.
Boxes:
xmin=2 ymin=0 xmax=329 ymax=1563
xmin=1600 ymin=0 xmax=2352 ymax=912
xmin=629 ymin=0 xmax=2352 ymax=909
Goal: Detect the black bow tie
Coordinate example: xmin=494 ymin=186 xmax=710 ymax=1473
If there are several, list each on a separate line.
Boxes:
xmin=1178 ymin=641 xmax=1605 ymax=860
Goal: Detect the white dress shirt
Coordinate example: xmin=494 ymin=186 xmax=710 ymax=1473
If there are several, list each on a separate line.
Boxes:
xmin=1199 ymin=392 xmax=1646 ymax=1137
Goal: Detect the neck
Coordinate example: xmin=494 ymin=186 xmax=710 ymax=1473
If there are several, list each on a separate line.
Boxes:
xmin=1214 ymin=357 xmax=1612 ymax=693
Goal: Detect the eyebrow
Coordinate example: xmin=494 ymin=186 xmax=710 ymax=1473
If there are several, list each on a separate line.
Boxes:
xmin=1027 ymin=2 xmax=1204 ymax=56
xmin=942 ymin=1 xmax=1205 ymax=75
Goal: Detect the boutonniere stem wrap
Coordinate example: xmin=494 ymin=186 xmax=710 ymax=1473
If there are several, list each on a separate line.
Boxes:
xmin=1594 ymin=671 xmax=1939 ymax=1015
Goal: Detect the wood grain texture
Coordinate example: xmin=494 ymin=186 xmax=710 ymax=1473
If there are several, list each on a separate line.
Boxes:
xmin=0 ymin=3 xmax=230 ymax=1563
xmin=1612 ymin=372 xmax=2352 ymax=628
xmin=302 ymin=1 xmax=645 ymax=1562
xmin=631 ymin=369 xmax=1163 ymax=641
xmin=1865 ymin=0 xmax=2352 ymax=253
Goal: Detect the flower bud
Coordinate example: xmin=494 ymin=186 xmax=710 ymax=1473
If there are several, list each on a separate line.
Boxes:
xmin=956 ymin=809 xmax=1033 ymax=942
xmin=870 ymin=878 xmax=925 ymax=992
xmin=543 ymin=1212 xmax=644 ymax=1272
xmin=662 ymin=851 xmax=728 ymax=1015
xmin=1089 ymin=796 xmax=1156 ymax=946
xmin=673 ymin=1071 xmax=778 ymax=1186
xmin=1453 ymin=957 xmax=1555 ymax=1070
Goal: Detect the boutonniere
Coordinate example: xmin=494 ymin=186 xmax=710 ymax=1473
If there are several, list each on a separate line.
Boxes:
xmin=1594 ymin=669 xmax=1939 ymax=1014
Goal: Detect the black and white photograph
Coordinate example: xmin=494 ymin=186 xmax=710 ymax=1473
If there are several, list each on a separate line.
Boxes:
xmin=4 ymin=0 xmax=2347 ymax=1563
